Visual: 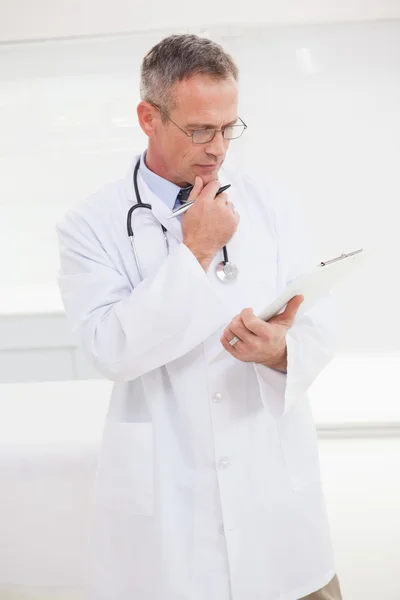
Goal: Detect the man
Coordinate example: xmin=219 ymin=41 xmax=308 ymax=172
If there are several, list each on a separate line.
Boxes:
xmin=57 ymin=34 xmax=342 ymax=600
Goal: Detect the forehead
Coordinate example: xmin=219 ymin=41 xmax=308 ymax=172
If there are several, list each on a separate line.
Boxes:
xmin=171 ymin=74 xmax=238 ymax=125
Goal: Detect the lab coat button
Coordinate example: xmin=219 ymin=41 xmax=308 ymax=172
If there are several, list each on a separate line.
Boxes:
xmin=212 ymin=392 xmax=223 ymax=403
xmin=218 ymin=458 xmax=231 ymax=469
xmin=219 ymin=524 xmax=225 ymax=535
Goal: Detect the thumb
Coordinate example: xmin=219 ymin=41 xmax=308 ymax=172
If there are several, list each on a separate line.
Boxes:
xmin=275 ymin=295 xmax=304 ymax=328
xmin=187 ymin=176 xmax=204 ymax=203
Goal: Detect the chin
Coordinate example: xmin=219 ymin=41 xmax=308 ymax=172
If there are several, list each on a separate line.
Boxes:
xmin=203 ymin=173 xmax=218 ymax=185
xmin=194 ymin=166 xmax=221 ymax=183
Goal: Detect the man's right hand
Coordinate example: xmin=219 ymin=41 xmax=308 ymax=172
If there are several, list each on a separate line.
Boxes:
xmin=182 ymin=176 xmax=240 ymax=271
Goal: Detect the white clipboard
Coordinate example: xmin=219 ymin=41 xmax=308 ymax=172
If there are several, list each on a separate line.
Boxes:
xmin=210 ymin=248 xmax=367 ymax=364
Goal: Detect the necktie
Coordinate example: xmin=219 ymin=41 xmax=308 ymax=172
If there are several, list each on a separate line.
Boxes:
xmin=176 ymin=185 xmax=193 ymax=205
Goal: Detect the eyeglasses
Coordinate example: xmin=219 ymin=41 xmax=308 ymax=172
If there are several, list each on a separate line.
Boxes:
xmin=151 ymin=103 xmax=247 ymax=144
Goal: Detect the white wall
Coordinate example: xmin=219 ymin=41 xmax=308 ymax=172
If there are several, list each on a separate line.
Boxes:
xmin=1 ymin=20 xmax=399 ymax=355
xmin=1 ymin=0 xmax=400 ymax=42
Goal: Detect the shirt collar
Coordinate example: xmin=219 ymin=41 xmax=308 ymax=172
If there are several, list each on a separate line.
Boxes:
xmin=139 ymin=151 xmax=182 ymax=211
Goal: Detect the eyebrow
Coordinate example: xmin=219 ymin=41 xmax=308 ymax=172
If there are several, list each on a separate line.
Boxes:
xmin=186 ymin=118 xmax=239 ymax=129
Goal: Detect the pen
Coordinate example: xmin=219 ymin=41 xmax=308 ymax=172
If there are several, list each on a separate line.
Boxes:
xmin=167 ymin=184 xmax=231 ymax=219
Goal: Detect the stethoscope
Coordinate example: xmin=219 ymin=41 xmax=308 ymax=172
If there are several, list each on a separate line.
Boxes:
xmin=127 ymin=158 xmax=239 ymax=283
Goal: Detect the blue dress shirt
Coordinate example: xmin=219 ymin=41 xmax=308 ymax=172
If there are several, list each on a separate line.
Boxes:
xmin=139 ymin=152 xmax=192 ymax=214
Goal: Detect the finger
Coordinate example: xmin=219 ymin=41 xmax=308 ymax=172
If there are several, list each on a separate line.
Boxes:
xmin=222 ymin=316 xmax=242 ymax=342
xmin=218 ymin=195 xmax=235 ymax=212
xmin=217 ymin=198 xmax=233 ymax=213
xmin=187 ymin=176 xmax=204 ymax=203
xmin=240 ymin=308 xmax=269 ymax=337
xmin=216 ymin=191 xmax=228 ymax=203
xmin=216 ymin=194 xmax=230 ymax=211
xmin=199 ymin=179 xmax=222 ymax=204
xmin=223 ymin=316 xmax=257 ymax=345
xmin=216 ymin=195 xmax=237 ymax=217
xmin=221 ymin=335 xmax=242 ymax=354
xmin=273 ymin=295 xmax=304 ymax=328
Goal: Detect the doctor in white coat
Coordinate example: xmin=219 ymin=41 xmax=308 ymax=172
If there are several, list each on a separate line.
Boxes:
xmin=56 ymin=34 xmax=343 ymax=600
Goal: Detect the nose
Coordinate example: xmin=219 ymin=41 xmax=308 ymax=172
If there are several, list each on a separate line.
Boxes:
xmin=205 ymin=131 xmax=227 ymax=159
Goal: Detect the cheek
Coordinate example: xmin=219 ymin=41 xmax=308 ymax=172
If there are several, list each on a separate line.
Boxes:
xmin=171 ymin=138 xmax=194 ymax=162
xmin=182 ymin=150 xmax=208 ymax=178
xmin=185 ymin=146 xmax=203 ymax=163
xmin=165 ymin=139 xmax=191 ymax=170
xmin=159 ymin=126 xmax=184 ymax=152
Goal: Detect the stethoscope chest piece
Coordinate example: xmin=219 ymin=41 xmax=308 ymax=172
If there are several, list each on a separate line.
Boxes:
xmin=216 ymin=261 xmax=239 ymax=282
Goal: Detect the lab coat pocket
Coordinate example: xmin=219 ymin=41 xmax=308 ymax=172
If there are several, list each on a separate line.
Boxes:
xmin=96 ymin=422 xmax=154 ymax=517
xmin=275 ymin=400 xmax=321 ymax=490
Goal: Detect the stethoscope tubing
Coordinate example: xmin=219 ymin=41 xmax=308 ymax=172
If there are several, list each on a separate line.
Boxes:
xmin=127 ymin=158 xmax=236 ymax=282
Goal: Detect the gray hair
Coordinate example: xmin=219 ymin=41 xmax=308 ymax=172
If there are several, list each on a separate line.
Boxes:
xmin=140 ymin=34 xmax=239 ymax=118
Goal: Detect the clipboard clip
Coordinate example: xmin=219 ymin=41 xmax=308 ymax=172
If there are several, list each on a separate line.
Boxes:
xmin=319 ymin=248 xmax=363 ymax=267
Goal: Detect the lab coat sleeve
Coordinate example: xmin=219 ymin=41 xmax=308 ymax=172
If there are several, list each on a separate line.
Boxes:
xmin=253 ymin=186 xmax=337 ymax=416
xmin=56 ymin=210 xmax=232 ymax=382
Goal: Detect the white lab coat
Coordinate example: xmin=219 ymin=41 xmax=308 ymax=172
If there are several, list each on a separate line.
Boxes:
xmin=56 ymin=157 xmax=337 ymax=600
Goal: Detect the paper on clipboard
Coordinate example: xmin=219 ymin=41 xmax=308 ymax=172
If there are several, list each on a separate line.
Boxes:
xmin=210 ymin=248 xmax=367 ymax=364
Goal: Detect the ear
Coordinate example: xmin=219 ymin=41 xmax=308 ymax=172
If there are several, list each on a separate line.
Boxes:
xmin=137 ymin=101 xmax=158 ymax=137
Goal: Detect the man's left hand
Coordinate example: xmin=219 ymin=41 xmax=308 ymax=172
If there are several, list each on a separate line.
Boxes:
xmin=220 ymin=295 xmax=304 ymax=372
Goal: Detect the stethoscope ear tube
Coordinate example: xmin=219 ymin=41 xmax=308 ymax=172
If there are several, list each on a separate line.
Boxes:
xmin=127 ymin=160 xmax=152 ymax=235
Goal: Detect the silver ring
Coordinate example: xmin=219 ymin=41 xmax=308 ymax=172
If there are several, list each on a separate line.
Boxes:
xmin=228 ymin=335 xmax=240 ymax=347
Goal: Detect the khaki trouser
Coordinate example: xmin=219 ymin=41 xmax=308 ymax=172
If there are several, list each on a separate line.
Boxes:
xmin=299 ymin=575 xmax=343 ymax=599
